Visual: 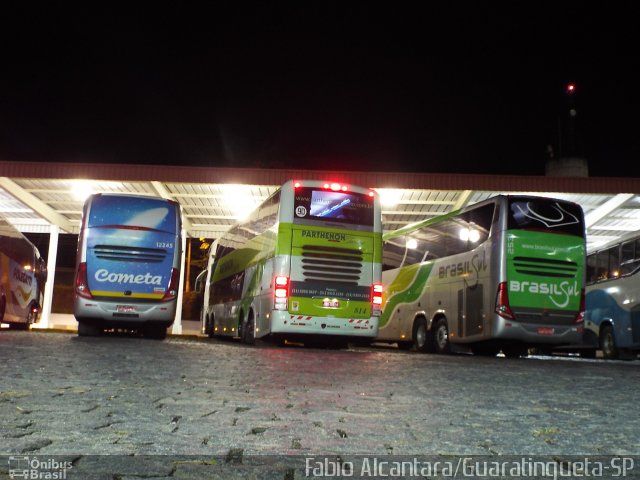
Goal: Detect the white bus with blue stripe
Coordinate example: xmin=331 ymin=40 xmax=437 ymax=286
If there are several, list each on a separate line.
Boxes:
xmin=584 ymin=231 xmax=640 ymax=359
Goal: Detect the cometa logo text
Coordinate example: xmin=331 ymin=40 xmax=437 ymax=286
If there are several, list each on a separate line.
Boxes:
xmin=94 ymin=269 xmax=163 ymax=285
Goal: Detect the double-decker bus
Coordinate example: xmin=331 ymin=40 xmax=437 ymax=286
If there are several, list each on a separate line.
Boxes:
xmin=583 ymin=231 xmax=640 ymax=360
xmin=201 ymin=180 xmax=383 ymax=347
xmin=377 ymin=194 xmax=586 ymax=357
xmin=73 ymin=193 xmax=183 ymax=339
xmin=0 ymin=213 xmax=47 ymax=330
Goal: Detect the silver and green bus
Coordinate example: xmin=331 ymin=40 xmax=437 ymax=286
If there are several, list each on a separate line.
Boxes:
xmin=377 ymin=194 xmax=586 ymax=357
xmin=201 ymin=180 xmax=383 ymax=347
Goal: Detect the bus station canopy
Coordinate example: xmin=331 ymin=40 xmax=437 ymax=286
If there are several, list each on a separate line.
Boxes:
xmin=2 ymin=160 xmax=640 ymax=253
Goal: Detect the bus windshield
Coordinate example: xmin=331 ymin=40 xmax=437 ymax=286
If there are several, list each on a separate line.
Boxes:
xmin=294 ymin=186 xmax=374 ymax=226
xmin=507 ymin=198 xmax=584 ymax=237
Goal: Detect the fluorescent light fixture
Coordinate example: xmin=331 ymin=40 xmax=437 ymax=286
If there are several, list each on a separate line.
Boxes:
xmin=220 ymin=184 xmax=258 ymax=220
xmin=376 ymin=189 xmax=403 ymax=207
xmin=71 ymin=180 xmax=94 ymax=201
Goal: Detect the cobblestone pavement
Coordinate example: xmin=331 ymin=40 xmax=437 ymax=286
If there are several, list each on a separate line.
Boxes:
xmin=1 ymin=330 xmax=639 ymax=479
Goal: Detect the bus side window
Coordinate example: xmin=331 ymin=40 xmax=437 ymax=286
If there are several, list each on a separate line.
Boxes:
xmin=586 ymin=253 xmax=598 ymax=284
xmin=404 ymin=236 xmax=426 ymax=266
xmin=620 ymin=241 xmax=636 ymax=276
xmin=596 ymin=245 xmax=620 ymax=280
xmin=469 ymin=204 xmax=494 ymax=245
xmin=608 ymin=245 xmax=621 ymax=279
xmin=382 ymin=239 xmax=406 ymax=271
xmin=595 ymin=250 xmax=608 ymax=281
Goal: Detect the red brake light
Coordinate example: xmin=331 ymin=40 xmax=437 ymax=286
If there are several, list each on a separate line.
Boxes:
xmin=75 ymin=262 xmax=93 ymax=299
xmin=371 ymin=283 xmax=383 ymax=316
xmin=372 ymin=283 xmax=383 ymax=305
xmin=161 ymin=268 xmax=180 ymax=302
xmin=274 ymin=276 xmax=289 ymax=310
xmin=494 ymin=282 xmax=515 ymax=320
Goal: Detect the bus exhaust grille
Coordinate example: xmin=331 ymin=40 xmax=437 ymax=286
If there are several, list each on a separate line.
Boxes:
xmin=301 ymin=245 xmax=363 ymax=283
xmin=94 ymin=245 xmax=167 ymax=263
xmin=513 ymin=256 xmax=578 ymax=278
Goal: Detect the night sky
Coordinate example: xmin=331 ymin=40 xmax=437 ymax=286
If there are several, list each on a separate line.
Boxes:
xmin=1 ymin=3 xmax=638 ymax=177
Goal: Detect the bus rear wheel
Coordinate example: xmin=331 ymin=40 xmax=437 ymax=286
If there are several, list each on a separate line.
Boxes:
xmin=8 ymin=322 xmax=30 ymax=331
xmin=78 ymin=321 xmax=102 ymax=337
xmin=206 ymin=315 xmax=216 ymax=338
xmin=432 ymin=318 xmax=450 ymax=354
xmin=501 ymin=345 xmax=529 ymax=358
xmin=413 ymin=317 xmax=433 ymax=352
xmin=600 ymin=324 xmax=619 ymax=359
xmin=472 ymin=345 xmax=500 ymax=357
xmin=143 ymin=324 xmax=168 ymax=340
xmin=241 ymin=315 xmax=255 ymax=345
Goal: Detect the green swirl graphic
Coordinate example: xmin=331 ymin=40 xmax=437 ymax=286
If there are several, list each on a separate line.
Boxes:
xmin=380 ymin=262 xmax=434 ymax=328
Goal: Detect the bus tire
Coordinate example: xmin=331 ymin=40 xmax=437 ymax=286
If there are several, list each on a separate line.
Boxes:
xmin=502 ymin=345 xmax=528 ymax=358
xmin=242 ymin=314 xmax=255 ymax=345
xmin=472 ymin=345 xmax=500 ymax=357
xmin=0 ymin=294 xmax=5 ymax=322
xmin=78 ymin=321 xmax=102 ymax=337
xmin=144 ymin=324 xmax=167 ymax=340
xmin=600 ymin=324 xmax=619 ymax=359
xmin=8 ymin=322 xmax=30 ymax=331
xmin=206 ymin=315 xmax=216 ymax=338
xmin=579 ymin=349 xmax=597 ymax=359
xmin=413 ymin=317 xmax=431 ymax=352
xmin=432 ymin=318 xmax=450 ymax=354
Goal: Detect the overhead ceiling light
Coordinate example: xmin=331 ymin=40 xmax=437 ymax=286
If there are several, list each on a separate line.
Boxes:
xmin=220 ymin=184 xmax=259 ymax=220
xmin=376 ymin=188 xmax=403 ymax=207
xmin=71 ymin=180 xmax=94 ymax=201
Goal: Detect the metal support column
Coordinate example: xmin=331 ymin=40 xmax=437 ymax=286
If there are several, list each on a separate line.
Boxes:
xmin=39 ymin=224 xmax=59 ymax=329
xmin=172 ymin=229 xmax=187 ymax=335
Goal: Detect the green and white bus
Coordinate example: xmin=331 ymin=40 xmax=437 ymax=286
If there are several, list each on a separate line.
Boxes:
xmin=201 ymin=180 xmax=383 ymax=346
xmin=377 ymin=194 xmax=586 ymax=357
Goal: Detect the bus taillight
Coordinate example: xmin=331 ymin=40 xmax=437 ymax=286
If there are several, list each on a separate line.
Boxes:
xmin=372 ymin=283 xmax=383 ymax=316
xmin=574 ymin=288 xmax=585 ymax=325
xmin=494 ymin=282 xmax=515 ymax=320
xmin=161 ymin=268 xmax=179 ymax=302
xmin=75 ymin=262 xmax=93 ymax=299
xmin=274 ymin=276 xmax=289 ymax=310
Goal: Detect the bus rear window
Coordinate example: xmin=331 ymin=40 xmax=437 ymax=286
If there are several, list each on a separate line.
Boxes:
xmin=508 ymin=198 xmax=584 ymax=237
xmin=88 ymin=195 xmax=179 ymax=233
xmin=294 ymin=187 xmax=374 ymax=226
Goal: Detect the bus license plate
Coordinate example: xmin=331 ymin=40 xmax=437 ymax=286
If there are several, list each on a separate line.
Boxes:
xmin=323 ymin=300 xmax=340 ymax=308
xmin=117 ymin=305 xmax=137 ymax=313
xmin=537 ymin=327 xmax=555 ymax=335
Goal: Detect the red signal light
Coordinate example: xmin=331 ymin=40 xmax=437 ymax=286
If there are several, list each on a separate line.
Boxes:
xmin=161 ymin=268 xmax=180 ymax=302
xmin=494 ymin=282 xmax=515 ymax=320
xmin=323 ymin=183 xmax=349 ymax=192
xmin=567 ymin=83 xmax=576 ymax=94
xmin=274 ymin=276 xmax=289 ymax=310
xmin=75 ymin=262 xmax=93 ymax=299
xmin=372 ymin=283 xmax=383 ymax=305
